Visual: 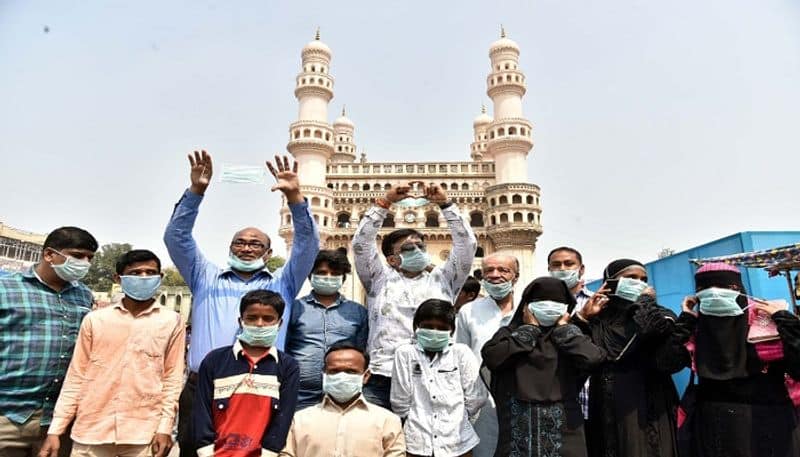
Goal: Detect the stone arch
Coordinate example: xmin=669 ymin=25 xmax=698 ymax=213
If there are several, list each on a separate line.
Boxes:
xmin=526 ymin=195 xmax=534 ymax=204
xmin=512 ymin=194 xmax=522 ymax=204
xmin=311 ymin=197 xmax=321 ymax=206
xmin=363 ymin=183 xmax=371 ymax=191
xmin=425 ymin=212 xmax=439 ymax=228
xmin=527 ymin=213 xmax=535 ymax=223
xmin=469 ymin=212 xmax=484 ymax=227
xmin=313 ymin=130 xmax=323 ymax=139
xmin=303 ymin=129 xmax=311 ymax=137
xmin=513 ymin=212 xmax=523 ymax=222
xmin=382 ymin=213 xmax=395 ymax=228
xmin=500 ymin=213 xmax=509 ymax=223
xmin=499 ymin=195 xmax=508 ymax=204
xmin=491 ymin=215 xmax=497 ymax=225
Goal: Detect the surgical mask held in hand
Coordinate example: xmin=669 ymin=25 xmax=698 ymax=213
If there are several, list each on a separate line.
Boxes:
xmin=416 ymin=328 xmax=451 ymax=352
xmin=120 ymin=275 xmax=162 ymax=301
xmin=550 ymin=269 xmax=580 ymax=289
xmin=615 ymin=277 xmax=648 ymax=302
xmin=482 ymin=280 xmax=514 ymax=301
xmin=400 ymin=249 xmax=430 ymax=272
xmin=395 ymin=197 xmax=430 ymax=208
xmin=51 ymin=251 xmax=91 ymax=282
xmin=310 ymin=274 xmax=343 ymax=295
xmin=323 ymin=372 xmax=364 ymax=403
xmin=528 ymin=300 xmax=568 ymax=327
xmin=697 ymin=287 xmax=744 ymax=317
xmin=220 ymin=164 xmax=268 ymax=184
xmin=238 ymin=323 xmax=279 ymax=347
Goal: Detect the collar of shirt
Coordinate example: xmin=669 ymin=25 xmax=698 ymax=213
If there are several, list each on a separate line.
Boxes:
xmin=232 ymin=339 xmax=280 ymax=363
xmin=217 ymin=267 xmax=273 ymax=281
xmin=23 ymin=265 xmax=82 ymax=293
xmin=321 ymin=393 xmax=369 ymax=413
xmin=412 ymin=341 xmax=453 ymax=358
xmin=304 ymin=292 xmax=344 ymax=308
xmin=111 ymin=299 xmax=162 ymax=318
xmin=576 ymin=287 xmax=594 ymax=299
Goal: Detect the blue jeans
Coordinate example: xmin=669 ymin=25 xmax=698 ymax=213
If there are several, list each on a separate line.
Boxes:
xmin=362 ymin=374 xmax=392 ymax=410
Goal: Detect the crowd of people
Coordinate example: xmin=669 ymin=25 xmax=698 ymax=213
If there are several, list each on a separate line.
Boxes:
xmin=1 ymin=150 xmax=799 ymax=457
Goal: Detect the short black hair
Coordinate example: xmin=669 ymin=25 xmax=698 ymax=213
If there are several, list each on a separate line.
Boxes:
xmin=472 ymin=268 xmax=483 ymax=280
xmin=239 ymin=289 xmax=285 ymax=316
xmin=381 ymin=228 xmax=423 ymax=257
xmin=547 ymin=246 xmax=583 ymax=265
xmin=115 ymin=249 xmax=161 ymax=275
xmin=413 ymin=298 xmax=456 ymax=330
xmin=324 ymin=340 xmax=370 ymax=371
xmin=43 ymin=227 xmax=98 ymax=253
xmin=460 ymin=276 xmax=481 ymax=295
xmin=309 ymin=248 xmax=351 ymax=280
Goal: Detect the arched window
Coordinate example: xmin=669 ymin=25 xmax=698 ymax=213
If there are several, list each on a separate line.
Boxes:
xmin=509 ymin=127 xmax=517 ymax=135
xmin=175 ymin=295 xmax=182 ymax=311
xmin=325 ymin=133 xmax=331 ymax=141
xmin=303 ymin=129 xmax=311 ymax=137
xmin=513 ymin=212 xmax=523 ymax=222
xmin=323 ymin=217 xmax=328 ymax=227
xmin=498 ymin=128 xmax=505 ymax=136
xmin=337 ymin=213 xmax=351 ymax=228
xmin=450 ymin=183 xmax=459 ymax=190
xmin=294 ymin=130 xmax=300 ymax=139
xmin=159 ymin=295 xmax=166 ymax=306
xmin=341 ymin=183 xmax=349 ymax=191
xmin=461 ymin=183 xmax=469 ymax=190
xmin=491 ymin=215 xmax=497 ymax=225
xmin=475 ymin=246 xmax=485 ymax=257
xmin=382 ymin=213 xmax=395 ymax=228
xmin=313 ymin=130 xmax=322 ymax=139
xmin=512 ymin=194 xmax=522 ymax=204
xmin=425 ymin=212 xmax=439 ymax=228
xmin=352 ymin=183 xmax=360 ymax=191
xmin=499 ymin=195 xmax=508 ymax=204
xmin=470 ymin=212 xmax=484 ymax=227
xmin=384 ymin=183 xmax=392 ymax=190
xmin=500 ymin=213 xmax=509 ymax=223
xmin=527 ymin=213 xmax=535 ymax=223
xmin=311 ymin=197 xmax=321 ymax=206
xmin=311 ymin=65 xmax=316 ymax=72
xmin=363 ymin=183 xmax=370 ymax=190
xmin=490 ymin=198 xmax=496 ymax=206
xmin=526 ymin=195 xmax=534 ymax=204
xmin=440 ymin=182 xmax=448 ymax=190
xmin=313 ymin=215 xmax=320 ymax=224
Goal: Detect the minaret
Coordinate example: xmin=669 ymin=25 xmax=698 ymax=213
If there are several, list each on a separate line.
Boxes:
xmin=331 ymin=106 xmax=357 ymax=163
xmin=483 ymin=27 xmax=543 ymax=289
xmin=280 ymin=29 xmax=335 ymax=248
xmin=470 ymin=105 xmax=492 ymax=161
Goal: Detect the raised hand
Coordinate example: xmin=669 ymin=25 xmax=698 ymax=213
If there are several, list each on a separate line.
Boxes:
xmin=579 ymin=282 xmax=611 ymax=320
xmin=681 ymin=296 xmax=698 ymax=317
xmin=188 ymin=150 xmax=213 ymax=195
xmin=385 ymin=185 xmax=412 ymax=203
xmin=266 ymin=155 xmax=303 ymax=204
xmin=424 ymin=183 xmax=449 ymax=204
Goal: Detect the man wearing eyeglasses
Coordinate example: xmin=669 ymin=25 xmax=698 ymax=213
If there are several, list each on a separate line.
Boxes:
xmin=352 ymin=183 xmax=477 ymax=410
xmin=164 ymin=150 xmax=319 ymax=457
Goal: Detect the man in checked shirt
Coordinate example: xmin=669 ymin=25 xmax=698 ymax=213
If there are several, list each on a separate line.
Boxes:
xmin=352 ymin=183 xmax=477 ymax=410
xmin=0 ymin=227 xmax=98 ymax=457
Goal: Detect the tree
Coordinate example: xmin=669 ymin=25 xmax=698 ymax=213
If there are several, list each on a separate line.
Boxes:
xmin=83 ymin=243 xmax=132 ymax=293
xmin=162 ymin=267 xmax=187 ymax=287
xmin=266 ymin=255 xmax=286 ymax=273
xmin=658 ymin=247 xmax=676 ymax=259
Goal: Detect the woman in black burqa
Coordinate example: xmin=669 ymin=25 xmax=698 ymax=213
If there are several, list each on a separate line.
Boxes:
xmin=482 ymin=276 xmax=606 ymax=457
xmin=675 ymin=262 xmax=800 ymax=457
xmin=576 ymin=259 xmax=688 ymax=457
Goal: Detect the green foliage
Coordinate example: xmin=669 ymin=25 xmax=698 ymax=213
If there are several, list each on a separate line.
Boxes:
xmin=83 ymin=243 xmax=132 ymax=293
xmin=162 ymin=267 xmax=187 ymax=287
xmin=266 ymin=255 xmax=286 ymax=273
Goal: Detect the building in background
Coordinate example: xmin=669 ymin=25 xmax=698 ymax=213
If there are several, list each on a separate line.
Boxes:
xmin=0 ymin=222 xmax=46 ymax=273
xmin=278 ymin=28 xmax=543 ymax=301
xmin=97 ymin=285 xmax=192 ymax=324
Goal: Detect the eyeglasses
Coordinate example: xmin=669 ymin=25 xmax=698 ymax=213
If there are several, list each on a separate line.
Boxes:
xmin=231 ymin=240 xmax=267 ymax=250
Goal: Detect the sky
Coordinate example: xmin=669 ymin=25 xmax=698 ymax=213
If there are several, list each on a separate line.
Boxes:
xmin=1 ymin=0 xmax=799 ymax=279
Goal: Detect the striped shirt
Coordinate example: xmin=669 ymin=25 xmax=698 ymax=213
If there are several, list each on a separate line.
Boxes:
xmin=164 ymin=189 xmax=320 ymax=372
xmin=0 ymin=267 xmax=93 ymax=425
xmin=352 ymin=204 xmax=477 ymax=378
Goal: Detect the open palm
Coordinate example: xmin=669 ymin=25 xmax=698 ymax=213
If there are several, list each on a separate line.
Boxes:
xmin=266 ymin=155 xmax=302 ymax=203
xmin=188 ymin=150 xmax=213 ymax=194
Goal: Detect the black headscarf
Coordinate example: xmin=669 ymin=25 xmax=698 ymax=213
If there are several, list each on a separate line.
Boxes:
xmin=694 ymin=265 xmax=750 ymax=380
xmin=594 ymin=259 xmax=646 ymax=359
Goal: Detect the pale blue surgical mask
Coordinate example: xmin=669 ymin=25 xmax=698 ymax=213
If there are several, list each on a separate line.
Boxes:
xmin=416 ymin=328 xmax=451 ymax=352
xmin=228 ymin=253 xmax=265 ymax=272
xmin=220 ymin=165 xmax=268 ymax=184
xmin=50 ymin=251 xmax=91 ymax=282
xmin=528 ymin=300 xmax=568 ymax=327
xmin=310 ymin=274 xmax=343 ymax=295
xmin=550 ymin=269 xmax=580 ymax=289
xmin=697 ymin=287 xmax=744 ymax=317
xmin=615 ymin=277 xmax=648 ymax=302
xmin=482 ymin=279 xmax=514 ymax=301
xmin=120 ymin=275 xmax=162 ymax=301
xmin=399 ymin=249 xmax=430 ymax=273
xmin=323 ymin=372 xmax=364 ymax=403
xmin=238 ymin=323 xmax=279 ymax=347
xmin=395 ymin=197 xmax=430 ymax=208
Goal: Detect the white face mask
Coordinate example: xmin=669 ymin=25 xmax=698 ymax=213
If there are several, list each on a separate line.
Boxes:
xmin=323 ymin=372 xmax=364 ymax=403
xmin=550 ymin=269 xmax=580 ymax=289
xmin=50 ymin=251 xmax=91 ymax=282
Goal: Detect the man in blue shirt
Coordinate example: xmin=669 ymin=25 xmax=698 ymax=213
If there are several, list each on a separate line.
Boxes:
xmin=164 ymin=150 xmax=319 ymax=457
xmin=284 ymin=248 xmax=369 ymax=410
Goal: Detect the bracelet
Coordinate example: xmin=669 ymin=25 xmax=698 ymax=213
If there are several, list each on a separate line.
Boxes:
xmin=375 ymin=197 xmax=391 ymax=210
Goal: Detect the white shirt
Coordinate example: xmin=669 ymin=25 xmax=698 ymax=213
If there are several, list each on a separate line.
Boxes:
xmin=455 ymin=296 xmax=518 ymax=364
xmin=353 ymin=204 xmax=477 ymax=377
xmin=390 ymin=342 xmax=487 ymax=457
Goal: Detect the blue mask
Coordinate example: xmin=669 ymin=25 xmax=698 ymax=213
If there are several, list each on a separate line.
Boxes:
xmin=528 ymin=300 xmax=568 ymax=327
xmin=220 ymin=165 xmax=268 ymax=184
xmin=323 ymin=372 xmax=364 ymax=403
xmin=51 ymin=251 xmax=92 ymax=282
xmin=615 ymin=277 xmax=648 ymax=302
xmin=120 ymin=275 xmax=162 ymax=301
xmin=310 ymin=274 xmax=343 ymax=295
xmin=697 ymin=287 xmax=743 ymax=317
xmin=228 ymin=253 xmax=265 ymax=272
xmin=416 ymin=328 xmax=451 ymax=352
xmin=238 ymin=323 xmax=279 ymax=347
xmin=399 ymin=249 xmax=430 ymax=273
xmin=550 ymin=269 xmax=580 ymax=289
xmin=395 ymin=197 xmax=430 ymax=208
xmin=482 ymin=279 xmax=514 ymax=300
